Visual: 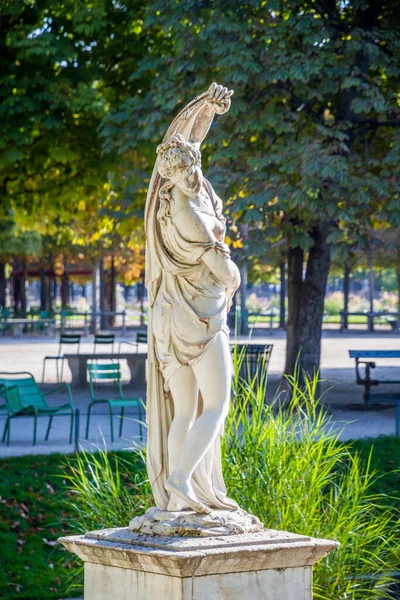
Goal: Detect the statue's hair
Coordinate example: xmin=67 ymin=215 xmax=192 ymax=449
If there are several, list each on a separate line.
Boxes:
xmin=156 ymin=134 xmax=201 ymax=180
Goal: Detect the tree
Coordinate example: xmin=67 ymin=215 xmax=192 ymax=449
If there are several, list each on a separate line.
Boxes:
xmin=103 ymin=0 xmax=400 ymax=376
xmin=1 ymin=0 xmax=151 ymax=302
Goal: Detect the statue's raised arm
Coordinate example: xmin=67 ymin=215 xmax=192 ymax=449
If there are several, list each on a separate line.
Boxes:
xmin=163 ymin=82 xmax=233 ymax=147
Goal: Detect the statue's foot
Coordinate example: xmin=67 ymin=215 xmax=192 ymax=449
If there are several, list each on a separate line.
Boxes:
xmin=166 ymin=474 xmax=212 ymax=514
xmin=167 ymin=492 xmax=187 ymax=512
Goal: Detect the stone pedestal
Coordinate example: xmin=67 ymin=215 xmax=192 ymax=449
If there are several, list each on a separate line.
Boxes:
xmin=59 ymin=527 xmax=338 ymax=600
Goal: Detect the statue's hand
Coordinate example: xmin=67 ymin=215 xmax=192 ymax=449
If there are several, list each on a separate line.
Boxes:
xmin=206 ymin=82 xmax=233 ymax=115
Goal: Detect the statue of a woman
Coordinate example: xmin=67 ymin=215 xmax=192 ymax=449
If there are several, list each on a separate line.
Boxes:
xmin=144 ymin=83 xmax=241 ymax=516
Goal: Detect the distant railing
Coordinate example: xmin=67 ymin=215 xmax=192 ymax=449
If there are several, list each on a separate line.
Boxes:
xmin=59 ymin=311 xmax=128 ymax=336
xmin=248 ymin=310 xmax=279 ymax=332
xmin=340 ymin=310 xmax=400 ymax=333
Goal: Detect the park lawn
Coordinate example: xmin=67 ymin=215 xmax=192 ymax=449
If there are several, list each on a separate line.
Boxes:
xmin=0 ymin=453 xmax=84 ymax=600
xmin=0 ymin=440 xmax=399 ymax=600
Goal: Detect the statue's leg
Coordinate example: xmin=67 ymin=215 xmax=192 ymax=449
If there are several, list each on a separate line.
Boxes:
xmin=166 ymin=332 xmax=231 ymax=513
xmin=167 ymin=366 xmax=199 ymax=511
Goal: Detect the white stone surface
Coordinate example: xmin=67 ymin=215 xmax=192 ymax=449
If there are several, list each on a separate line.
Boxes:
xmin=59 ymin=527 xmax=338 ymax=578
xmin=84 ymin=561 xmax=312 ymax=600
xmin=129 ymin=507 xmax=264 ymax=537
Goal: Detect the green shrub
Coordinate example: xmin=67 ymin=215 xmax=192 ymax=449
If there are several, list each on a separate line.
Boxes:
xmin=324 ymin=291 xmax=345 ymax=315
xmin=226 ymin=346 xmax=400 ymax=599
xmin=65 ymin=352 xmax=399 ymax=599
xmin=63 ymin=448 xmax=150 ymax=533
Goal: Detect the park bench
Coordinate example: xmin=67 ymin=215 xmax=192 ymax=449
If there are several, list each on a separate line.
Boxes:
xmin=349 ymin=350 xmax=400 ymax=435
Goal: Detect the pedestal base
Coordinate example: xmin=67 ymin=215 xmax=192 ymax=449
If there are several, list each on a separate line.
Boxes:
xmin=59 ymin=527 xmax=338 ymax=600
xmin=85 ymin=561 xmax=311 ymax=600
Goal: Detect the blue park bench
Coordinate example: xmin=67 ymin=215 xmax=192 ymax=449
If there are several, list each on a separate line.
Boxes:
xmin=349 ymin=350 xmax=400 ymax=435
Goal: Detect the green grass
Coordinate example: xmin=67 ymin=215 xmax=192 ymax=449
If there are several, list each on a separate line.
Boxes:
xmin=0 ymin=451 xmax=147 ymax=600
xmin=0 ymin=453 xmax=83 ymax=600
xmin=0 ymin=440 xmax=399 ymax=599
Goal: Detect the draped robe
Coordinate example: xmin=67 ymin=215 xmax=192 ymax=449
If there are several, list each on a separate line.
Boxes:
xmin=145 ymin=92 xmax=238 ymax=511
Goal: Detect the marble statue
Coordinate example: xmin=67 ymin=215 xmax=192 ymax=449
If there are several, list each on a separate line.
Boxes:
xmin=130 ymin=83 xmax=263 ymax=535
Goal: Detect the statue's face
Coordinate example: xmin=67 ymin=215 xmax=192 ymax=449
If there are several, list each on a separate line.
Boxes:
xmin=174 ymin=163 xmax=203 ymax=196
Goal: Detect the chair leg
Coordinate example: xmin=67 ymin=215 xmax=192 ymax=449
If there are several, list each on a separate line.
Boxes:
xmin=60 ymin=358 xmax=65 ymax=384
xmin=45 ymin=416 xmax=53 ymax=441
xmin=7 ymin=418 xmax=10 ymax=446
xmin=56 ymin=360 xmax=60 ymax=384
xmin=2 ymin=417 xmax=9 ymax=443
xmin=85 ymin=403 xmax=93 ymax=439
xmin=69 ymin=410 xmax=74 ymax=444
xmin=33 ymin=414 xmax=37 ymax=446
xmin=119 ymin=407 xmax=124 ymax=438
xmin=138 ymin=404 xmax=143 ymax=441
xmin=109 ymin=404 xmax=114 ymax=442
xmin=42 ymin=359 xmax=47 ymax=383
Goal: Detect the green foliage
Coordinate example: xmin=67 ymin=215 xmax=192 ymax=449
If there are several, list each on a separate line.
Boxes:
xmin=1 ymin=0 xmax=151 ymax=265
xmin=103 ymin=0 xmax=400 ymax=257
xmin=62 ymin=447 xmax=150 ymax=532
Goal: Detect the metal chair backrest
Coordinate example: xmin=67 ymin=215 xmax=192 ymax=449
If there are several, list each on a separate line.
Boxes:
xmin=0 ymin=372 xmax=47 ymax=413
xmin=94 ymin=334 xmax=115 ymax=354
xmin=136 ymin=332 xmax=148 ymax=344
xmin=238 ymin=344 xmax=273 ymax=380
xmin=88 ymin=362 xmax=121 ymax=383
xmin=87 ymin=362 xmax=122 ymax=398
xmin=0 ymin=383 xmax=24 ymax=414
xmin=59 ymin=333 xmax=81 ymax=356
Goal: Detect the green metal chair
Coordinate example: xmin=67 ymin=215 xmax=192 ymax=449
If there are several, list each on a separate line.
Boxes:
xmin=42 ymin=333 xmax=81 ymax=383
xmin=0 ymin=372 xmax=75 ymax=446
xmin=94 ymin=334 xmax=115 ymax=354
xmin=85 ymin=362 xmax=143 ymax=442
xmin=118 ymin=331 xmax=148 ymax=354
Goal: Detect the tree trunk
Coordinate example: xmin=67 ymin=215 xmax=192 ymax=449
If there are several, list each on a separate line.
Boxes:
xmin=46 ymin=277 xmax=53 ymax=313
xmin=99 ymin=258 xmax=107 ymax=330
xmin=13 ymin=271 xmax=20 ymax=314
xmin=61 ymin=272 xmax=70 ymax=310
xmin=285 ymin=246 xmax=304 ymax=375
xmin=239 ymin=261 xmax=249 ymax=336
xmin=109 ymin=256 xmax=116 ymax=327
xmin=297 ymin=224 xmax=332 ymax=377
xmin=368 ymin=244 xmax=374 ymax=332
xmin=19 ymin=259 xmax=27 ymax=316
xmin=343 ymin=261 xmax=351 ymax=330
xmin=397 ymin=266 xmax=400 ymax=313
xmin=279 ymin=258 xmax=286 ymax=329
xmin=0 ymin=263 xmax=6 ymax=308
xmin=39 ymin=268 xmax=46 ymax=312
xmin=46 ymin=259 xmax=54 ymax=313
xmin=91 ymin=261 xmax=100 ymax=334
xmin=285 ymin=223 xmax=332 ymax=378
